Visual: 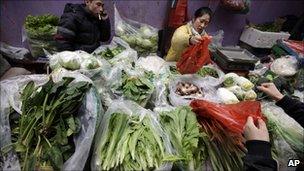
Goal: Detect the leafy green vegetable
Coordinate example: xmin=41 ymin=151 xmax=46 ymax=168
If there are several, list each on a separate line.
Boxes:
xmin=197 ymin=67 xmax=219 ymax=78
xmin=94 ymin=112 xmax=170 ymax=170
xmin=24 ymin=14 xmax=59 ymax=57
xmin=159 ymin=106 xmax=205 ymax=170
xmin=118 ymin=72 xmax=155 ymax=106
xmin=9 ymin=77 xmax=91 ymax=171
xmin=98 ymin=44 xmax=126 ymax=60
xmin=25 ymin=14 xmax=59 ymax=40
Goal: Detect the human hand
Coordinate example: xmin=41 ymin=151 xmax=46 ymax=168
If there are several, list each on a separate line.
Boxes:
xmin=189 ymin=35 xmax=202 ymax=45
xmin=257 ymin=82 xmax=284 ymax=101
xmin=243 ymin=116 xmax=269 ymax=142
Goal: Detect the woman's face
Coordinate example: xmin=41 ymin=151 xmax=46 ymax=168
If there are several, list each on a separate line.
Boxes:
xmin=193 ymin=14 xmax=210 ymax=33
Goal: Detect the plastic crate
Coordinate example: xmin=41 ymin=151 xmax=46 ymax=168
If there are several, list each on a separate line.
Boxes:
xmin=240 ymin=27 xmax=290 ymax=48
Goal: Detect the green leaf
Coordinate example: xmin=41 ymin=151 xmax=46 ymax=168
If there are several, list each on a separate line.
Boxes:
xmin=47 ymin=146 xmax=63 ymax=170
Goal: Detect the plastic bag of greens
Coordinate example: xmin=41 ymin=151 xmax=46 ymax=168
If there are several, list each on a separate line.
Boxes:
xmin=92 ymin=37 xmax=138 ymax=67
xmin=91 ymin=100 xmax=175 ymax=171
xmin=168 ymin=74 xmax=219 ymax=106
xmin=22 ymin=14 xmax=59 ymax=58
xmin=117 ymin=68 xmax=155 ymax=107
xmin=0 ymin=72 xmax=100 ymax=171
xmin=114 ymin=5 xmax=158 ymax=57
xmin=262 ymin=101 xmax=304 ymax=159
xmin=48 ymin=50 xmax=111 ymax=79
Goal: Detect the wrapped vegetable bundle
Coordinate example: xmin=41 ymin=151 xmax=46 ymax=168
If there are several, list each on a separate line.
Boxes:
xmin=262 ymin=102 xmax=304 ymax=159
xmin=92 ymin=100 xmax=175 ymax=171
xmin=114 ymin=5 xmax=158 ymax=56
xmin=7 ymin=77 xmax=91 ymax=171
xmin=158 ymin=106 xmax=205 ymax=170
xmin=24 ymin=14 xmax=59 ymax=58
xmin=117 ymin=71 xmax=155 ymax=107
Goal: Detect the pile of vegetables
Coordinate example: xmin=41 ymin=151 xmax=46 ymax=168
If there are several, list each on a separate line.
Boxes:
xmin=219 ymin=73 xmax=257 ymax=104
xmin=159 ymin=106 xmax=205 ymax=170
xmin=118 ymin=72 xmax=155 ymax=106
xmin=9 ymin=77 xmax=91 ymax=171
xmin=97 ymin=44 xmax=126 ymax=60
xmin=175 ymin=82 xmax=204 ymax=98
xmin=93 ymin=112 xmax=170 ymax=170
xmin=24 ymin=14 xmax=59 ymax=57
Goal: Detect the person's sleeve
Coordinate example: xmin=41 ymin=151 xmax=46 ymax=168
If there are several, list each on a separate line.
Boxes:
xmin=243 ymin=140 xmax=278 ymax=171
xmin=55 ymin=13 xmax=77 ymax=51
xmin=170 ymin=26 xmax=191 ymax=51
xmin=276 ymin=95 xmax=304 ymax=127
xmin=99 ymin=18 xmax=111 ymax=42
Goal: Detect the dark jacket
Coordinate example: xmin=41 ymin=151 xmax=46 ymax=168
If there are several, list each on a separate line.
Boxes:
xmin=244 ymin=96 xmax=304 ymax=171
xmin=55 ymin=3 xmax=111 ymax=53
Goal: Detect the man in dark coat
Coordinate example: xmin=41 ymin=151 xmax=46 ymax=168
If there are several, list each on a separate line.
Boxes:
xmin=55 ymin=0 xmax=111 ymax=53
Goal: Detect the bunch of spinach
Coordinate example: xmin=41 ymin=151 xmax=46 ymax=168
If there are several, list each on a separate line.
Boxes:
xmin=119 ymin=72 xmax=155 ymax=106
xmin=9 ymin=77 xmax=91 ymax=171
xmin=159 ymin=106 xmax=205 ymax=170
xmin=94 ymin=112 xmax=169 ymax=170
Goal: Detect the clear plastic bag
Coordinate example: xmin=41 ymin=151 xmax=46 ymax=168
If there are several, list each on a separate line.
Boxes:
xmin=114 ymin=5 xmax=158 ymax=57
xmin=135 ymin=55 xmax=168 ymax=76
xmin=22 ymin=26 xmax=57 ymax=59
xmin=168 ymin=74 xmax=220 ymax=106
xmin=262 ymin=101 xmax=304 ymax=158
xmin=91 ymin=100 xmax=174 ymax=171
xmin=63 ymin=88 xmax=101 ymax=171
xmin=0 ymin=71 xmax=99 ymax=171
xmin=48 ymin=50 xmax=111 ymax=79
xmin=92 ymin=37 xmax=138 ymax=67
xmin=270 ymin=56 xmax=298 ymax=76
xmin=208 ymin=30 xmax=224 ymax=52
xmin=0 ymin=42 xmax=32 ymax=61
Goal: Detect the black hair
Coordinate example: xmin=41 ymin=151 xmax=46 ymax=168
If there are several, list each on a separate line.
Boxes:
xmin=194 ymin=7 xmax=213 ymax=19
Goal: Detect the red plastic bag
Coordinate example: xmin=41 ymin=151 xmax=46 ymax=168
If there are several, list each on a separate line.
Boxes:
xmin=176 ymin=36 xmax=212 ymax=74
xmin=190 ymin=99 xmax=265 ymax=134
xmin=168 ymin=0 xmax=189 ymax=29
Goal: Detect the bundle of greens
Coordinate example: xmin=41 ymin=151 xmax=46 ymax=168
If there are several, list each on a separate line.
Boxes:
xmin=119 ymin=72 xmax=155 ymax=106
xmin=93 ymin=112 xmax=169 ymax=170
xmin=24 ymin=14 xmax=59 ymax=57
xmin=159 ymin=106 xmax=206 ymax=170
xmin=198 ymin=119 xmax=245 ymax=171
xmin=25 ymin=14 xmax=59 ymax=40
xmin=9 ymin=77 xmax=91 ymax=171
